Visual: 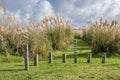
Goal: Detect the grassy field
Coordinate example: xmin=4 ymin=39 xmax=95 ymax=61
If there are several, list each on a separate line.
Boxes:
xmin=0 ymin=39 xmax=120 ymax=80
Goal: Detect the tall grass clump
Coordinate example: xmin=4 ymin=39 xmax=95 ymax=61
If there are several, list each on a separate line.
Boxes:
xmin=0 ymin=3 xmax=74 ymax=59
xmin=41 ymin=15 xmax=73 ymax=50
xmin=73 ymin=29 xmax=83 ymax=39
xmin=82 ymin=17 xmax=120 ymax=55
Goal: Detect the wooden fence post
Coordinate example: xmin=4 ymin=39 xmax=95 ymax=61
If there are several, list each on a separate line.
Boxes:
xmin=74 ymin=40 xmax=77 ymax=63
xmin=102 ymin=53 xmax=106 ymax=63
xmin=34 ymin=54 xmax=38 ymax=66
xmin=49 ymin=52 xmax=53 ymax=63
xmin=62 ymin=54 xmax=66 ymax=63
xmin=87 ymin=53 xmax=92 ymax=63
xmin=24 ymin=44 xmax=29 ymax=70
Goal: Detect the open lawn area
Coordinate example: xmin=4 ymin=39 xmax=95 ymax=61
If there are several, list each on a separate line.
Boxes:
xmin=0 ymin=39 xmax=120 ymax=80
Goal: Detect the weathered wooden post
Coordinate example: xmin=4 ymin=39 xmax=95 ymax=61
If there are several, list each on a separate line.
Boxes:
xmin=87 ymin=53 xmax=92 ymax=63
xmin=34 ymin=54 xmax=38 ymax=66
xmin=74 ymin=40 xmax=77 ymax=63
xmin=49 ymin=52 xmax=53 ymax=63
xmin=102 ymin=53 xmax=106 ymax=63
xmin=62 ymin=54 xmax=66 ymax=63
xmin=24 ymin=44 xmax=29 ymax=70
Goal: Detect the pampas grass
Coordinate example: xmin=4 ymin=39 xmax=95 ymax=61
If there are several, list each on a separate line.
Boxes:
xmin=0 ymin=3 xmax=73 ymax=58
xmin=81 ymin=17 xmax=120 ymax=55
xmin=44 ymin=15 xmax=73 ymax=50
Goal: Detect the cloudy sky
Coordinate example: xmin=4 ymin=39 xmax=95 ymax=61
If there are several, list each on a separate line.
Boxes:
xmin=1 ymin=0 xmax=120 ymax=28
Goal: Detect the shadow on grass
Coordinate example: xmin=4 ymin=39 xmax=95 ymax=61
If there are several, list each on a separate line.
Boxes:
xmin=54 ymin=52 xmax=91 ymax=60
xmin=69 ymin=47 xmax=91 ymax=51
xmin=0 ymin=69 xmax=25 ymax=72
xmin=77 ymin=39 xmax=90 ymax=46
xmin=15 ymin=64 xmax=24 ymax=66
xmin=54 ymin=52 xmax=103 ymax=60
xmin=67 ymin=52 xmax=91 ymax=58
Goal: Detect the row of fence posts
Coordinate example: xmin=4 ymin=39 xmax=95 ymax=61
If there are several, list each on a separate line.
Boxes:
xmin=48 ymin=52 xmax=106 ymax=64
xmin=24 ymin=40 xmax=106 ymax=71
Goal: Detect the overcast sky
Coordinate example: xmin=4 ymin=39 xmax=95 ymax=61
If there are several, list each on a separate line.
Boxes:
xmin=1 ymin=0 xmax=120 ymax=28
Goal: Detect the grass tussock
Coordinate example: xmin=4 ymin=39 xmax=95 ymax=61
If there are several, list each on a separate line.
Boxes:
xmin=81 ymin=17 xmax=120 ymax=55
xmin=0 ymin=3 xmax=74 ymax=59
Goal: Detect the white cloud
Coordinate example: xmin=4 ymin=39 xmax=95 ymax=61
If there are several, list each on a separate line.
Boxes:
xmin=31 ymin=0 xmax=54 ymax=21
xmin=51 ymin=0 xmax=120 ymax=27
xmin=2 ymin=0 xmax=54 ymax=24
xmin=1 ymin=0 xmax=120 ymax=27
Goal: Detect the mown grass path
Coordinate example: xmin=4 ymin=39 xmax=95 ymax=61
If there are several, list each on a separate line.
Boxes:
xmin=0 ymin=39 xmax=120 ymax=80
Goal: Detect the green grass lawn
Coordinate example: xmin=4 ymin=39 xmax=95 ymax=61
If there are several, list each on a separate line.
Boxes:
xmin=0 ymin=39 xmax=120 ymax=80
